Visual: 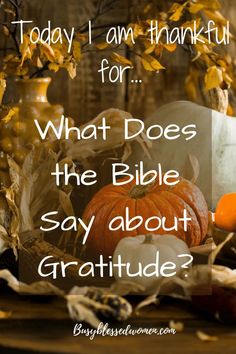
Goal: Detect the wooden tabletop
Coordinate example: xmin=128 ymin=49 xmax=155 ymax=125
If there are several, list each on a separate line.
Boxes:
xmin=0 ymin=288 xmax=235 ymax=354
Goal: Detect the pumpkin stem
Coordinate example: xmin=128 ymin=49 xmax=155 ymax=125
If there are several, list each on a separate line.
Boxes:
xmin=143 ymin=234 xmax=153 ymax=244
xmin=129 ymin=177 xmax=156 ymax=199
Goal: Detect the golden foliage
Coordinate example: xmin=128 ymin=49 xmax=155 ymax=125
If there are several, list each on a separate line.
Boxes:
xmin=0 ymin=0 xmax=235 ymax=108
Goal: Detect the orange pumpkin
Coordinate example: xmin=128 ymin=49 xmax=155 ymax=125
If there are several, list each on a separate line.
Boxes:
xmin=83 ymin=177 xmax=208 ymax=258
xmin=215 ymin=193 xmax=236 ymax=232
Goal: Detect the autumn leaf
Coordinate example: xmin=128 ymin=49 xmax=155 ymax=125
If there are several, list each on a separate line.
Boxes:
xmin=63 ymin=62 xmax=77 ymax=79
xmin=196 ymin=331 xmax=218 ymax=342
xmin=169 ymin=2 xmax=187 ymax=22
xmin=39 ymin=42 xmax=55 ymax=62
xmin=223 ymin=72 xmax=232 ymax=88
xmin=73 ymin=41 xmax=81 ymax=63
xmin=182 ymin=18 xmax=201 ymax=30
xmin=141 ymin=54 xmax=165 ymax=71
xmin=2 ymin=25 xmax=9 ymax=36
xmin=188 ymin=3 xmax=205 ymax=14
xmin=189 ymin=0 xmax=221 ymax=13
xmin=133 ymin=23 xmax=144 ymax=37
xmin=48 ymin=63 xmax=60 ymax=73
xmin=0 ymin=78 xmax=6 ymax=105
xmin=95 ymin=41 xmax=109 ymax=50
xmin=163 ymin=43 xmax=177 ymax=52
xmin=0 ymin=311 xmax=11 ymax=319
xmin=227 ymin=103 xmax=234 ymax=116
xmin=111 ymin=52 xmax=133 ymax=67
xmin=204 ymin=10 xmax=227 ymax=25
xmin=20 ymin=34 xmax=31 ymax=66
xmin=1 ymin=107 xmax=19 ymax=123
xmin=144 ymin=43 xmax=156 ymax=54
xmin=205 ymin=66 xmax=223 ymax=91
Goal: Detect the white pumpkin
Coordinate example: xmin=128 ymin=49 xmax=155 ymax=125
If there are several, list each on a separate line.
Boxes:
xmin=127 ymin=101 xmax=236 ymax=208
xmin=113 ymin=234 xmax=191 ymax=294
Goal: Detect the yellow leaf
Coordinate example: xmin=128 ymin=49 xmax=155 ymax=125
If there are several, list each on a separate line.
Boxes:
xmin=133 ymin=23 xmax=144 ymax=37
xmin=169 ymin=2 xmax=187 ymax=22
xmin=20 ymin=34 xmax=31 ymax=66
xmin=39 ymin=42 xmax=55 ymax=62
xmin=144 ymin=43 xmax=156 ymax=54
xmin=1 ymin=107 xmax=19 ymax=123
xmin=223 ymin=72 xmax=232 ymax=88
xmin=227 ymin=103 xmax=234 ymax=116
xmin=48 ymin=62 xmax=60 ymax=72
xmin=144 ymin=4 xmax=152 ymax=14
xmin=182 ymin=18 xmax=201 ymax=30
xmin=0 ymin=78 xmax=6 ymax=105
xmin=154 ymin=44 xmax=164 ymax=57
xmin=189 ymin=0 xmax=221 ymax=13
xmin=73 ymin=41 xmax=81 ymax=62
xmin=75 ymin=33 xmax=87 ymax=42
xmin=188 ymin=3 xmax=205 ymax=14
xmin=111 ymin=52 xmax=133 ymax=66
xmin=163 ymin=43 xmax=177 ymax=52
xmin=95 ymin=41 xmax=109 ymax=50
xmin=141 ymin=58 xmax=154 ymax=71
xmin=196 ymin=331 xmax=218 ymax=342
xmin=2 ymin=25 xmax=9 ymax=36
xmin=0 ymin=311 xmax=11 ymax=319
xmin=141 ymin=55 xmax=165 ymax=71
xmin=63 ymin=62 xmax=77 ymax=79
xmin=204 ymin=10 xmax=227 ymax=25
xmin=205 ymin=66 xmax=223 ymax=91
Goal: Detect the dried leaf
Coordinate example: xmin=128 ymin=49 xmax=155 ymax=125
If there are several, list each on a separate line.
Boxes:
xmin=163 ymin=43 xmax=177 ymax=52
xmin=2 ymin=25 xmax=9 ymax=37
xmin=204 ymin=10 xmax=227 ymax=25
xmin=0 ymin=270 xmax=132 ymax=328
xmin=169 ymin=320 xmax=184 ymax=332
xmin=196 ymin=331 xmax=218 ymax=342
xmin=48 ymin=62 xmax=60 ymax=72
xmin=20 ymin=34 xmax=31 ymax=66
xmin=0 ymin=269 xmax=64 ymax=296
xmin=0 ymin=78 xmax=6 ymax=104
xmin=182 ymin=18 xmax=201 ymax=30
xmin=188 ymin=3 xmax=205 ymax=14
xmin=111 ymin=52 xmax=133 ymax=67
xmin=144 ymin=43 xmax=156 ymax=55
xmin=188 ymin=153 xmax=200 ymax=184
xmin=63 ymin=62 xmax=77 ymax=79
xmin=73 ymin=41 xmax=81 ymax=62
xmin=0 ymin=310 xmax=12 ymax=319
xmin=169 ymin=2 xmax=187 ymax=22
xmin=4 ymin=8 xmax=15 ymax=16
xmin=65 ymin=108 xmax=151 ymax=162
xmin=58 ymin=190 xmax=74 ymax=217
xmin=0 ymin=225 xmax=9 ymax=254
xmin=208 ymin=233 xmax=234 ymax=265
xmin=95 ymin=42 xmax=109 ymax=50
xmin=1 ymin=107 xmax=18 ymax=124
xmin=40 ymin=42 xmax=55 ymax=62
xmin=141 ymin=55 xmax=165 ymax=71
xmin=205 ymin=66 xmax=223 ymax=91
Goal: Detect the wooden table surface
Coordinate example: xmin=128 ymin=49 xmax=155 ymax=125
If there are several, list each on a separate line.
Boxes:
xmin=0 ymin=288 xmax=235 ymax=354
